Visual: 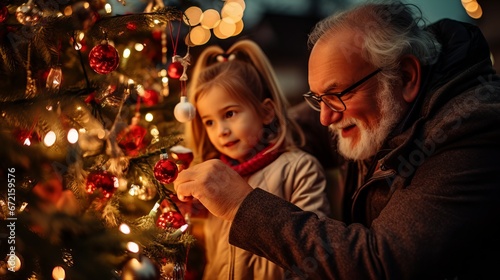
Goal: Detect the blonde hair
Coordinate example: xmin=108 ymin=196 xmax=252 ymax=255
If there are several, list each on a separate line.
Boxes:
xmin=184 ymin=40 xmax=304 ymax=163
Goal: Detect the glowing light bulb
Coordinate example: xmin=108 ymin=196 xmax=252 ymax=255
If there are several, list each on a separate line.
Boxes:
xmin=52 ymin=266 xmax=65 ymax=280
xmin=67 ymin=128 xmax=79 ymax=144
xmin=127 ymin=242 xmax=140 ymax=253
xmin=44 ymin=131 xmax=56 ymax=147
xmin=119 ymin=223 xmax=131 ymax=234
xmin=145 ymin=113 xmax=154 ymax=122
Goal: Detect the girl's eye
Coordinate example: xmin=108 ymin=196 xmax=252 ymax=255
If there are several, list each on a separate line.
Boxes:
xmin=204 ymin=120 xmax=213 ymax=127
xmin=225 ymin=111 xmax=235 ymax=118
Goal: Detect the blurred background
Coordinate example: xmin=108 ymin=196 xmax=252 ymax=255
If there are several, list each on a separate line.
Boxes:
xmin=111 ymin=0 xmax=499 ymax=105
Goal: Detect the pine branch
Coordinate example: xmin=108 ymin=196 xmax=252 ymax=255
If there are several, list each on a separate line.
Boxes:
xmin=87 ymin=7 xmax=183 ymax=43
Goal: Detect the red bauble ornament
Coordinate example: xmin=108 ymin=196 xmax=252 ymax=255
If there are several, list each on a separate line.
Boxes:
xmin=154 ymin=159 xmax=178 ymax=184
xmin=88 ymin=43 xmax=119 ymax=74
xmin=156 ymin=210 xmax=186 ymax=229
xmin=142 ymin=89 xmax=159 ymax=106
xmin=167 ymin=61 xmax=183 ymax=79
xmin=170 ymin=145 xmax=194 ymax=171
xmin=86 ymin=170 xmax=118 ymax=198
xmin=117 ymin=113 xmax=147 ymax=156
xmin=0 ymin=5 xmax=8 ymax=23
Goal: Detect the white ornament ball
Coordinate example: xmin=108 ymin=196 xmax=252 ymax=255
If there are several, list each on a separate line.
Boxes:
xmin=174 ymin=96 xmax=196 ymax=123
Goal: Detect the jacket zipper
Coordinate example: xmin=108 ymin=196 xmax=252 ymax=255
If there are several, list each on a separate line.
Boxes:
xmin=351 ymin=167 xmax=396 ymax=217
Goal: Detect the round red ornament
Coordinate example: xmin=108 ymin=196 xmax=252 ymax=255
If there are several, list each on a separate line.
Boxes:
xmin=156 ymin=210 xmax=186 ymax=229
xmin=0 ymin=5 xmax=8 ymax=23
xmin=88 ymin=43 xmax=119 ymax=74
xmin=142 ymin=89 xmax=159 ymax=106
xmin=85 ymin=170 xmax=118 ymax=198
xmin=154 ymin=158 xmax=178 ymax=184
xmin=167 ymin=61 xmax=183 ymax=79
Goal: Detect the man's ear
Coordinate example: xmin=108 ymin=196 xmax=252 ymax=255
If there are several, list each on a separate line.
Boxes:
xmin=400 ymin=54 xmax=421 ymax=103
xmin=261 ymin=98 xmax=276 ymax=125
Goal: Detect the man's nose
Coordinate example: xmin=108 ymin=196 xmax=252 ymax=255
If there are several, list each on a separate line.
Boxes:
xmin=320 ymin=103 xmax=342 ymax=126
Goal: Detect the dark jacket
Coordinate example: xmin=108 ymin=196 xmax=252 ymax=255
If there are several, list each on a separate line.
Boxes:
xmin=228 ymin=19 xmax=500 ymax=280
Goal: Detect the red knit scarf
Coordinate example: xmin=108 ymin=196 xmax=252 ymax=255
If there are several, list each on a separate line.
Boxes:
xmin=220 ymin=145 xmax=282 ymax=177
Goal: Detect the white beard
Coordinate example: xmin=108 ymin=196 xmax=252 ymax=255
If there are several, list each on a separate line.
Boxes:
xmin=330 ymin=78 xmax=406 ymax=161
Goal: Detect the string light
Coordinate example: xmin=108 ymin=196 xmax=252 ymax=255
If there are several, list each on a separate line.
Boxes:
xmin=127 ymin=242 xmax=140 ymax=253
xmin=44 ymin=131 xmax=57 ymax=147
xmin=461 ymin=0 xmax=483 ymax=19
xmin=52 ymin=266 xmax=65 ymax=280
xmin=184 ymin=0 xmax=246 ymax=45
xmin=119 ymin=223 xmax=131 ymax=234
xmin=67 ymin=128 xmax=79 ymax=144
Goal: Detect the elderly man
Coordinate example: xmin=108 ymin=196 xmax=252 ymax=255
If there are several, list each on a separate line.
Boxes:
xmin=175 ymin=1 xmax=500 ymax=279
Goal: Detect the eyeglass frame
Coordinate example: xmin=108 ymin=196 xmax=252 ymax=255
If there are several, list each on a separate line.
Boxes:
xmin=303 ymin=68 xmax=382 ymax=112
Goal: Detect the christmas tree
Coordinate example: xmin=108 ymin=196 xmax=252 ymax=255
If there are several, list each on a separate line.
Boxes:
xmin=0 ymin=0 xmax=212 ymax=279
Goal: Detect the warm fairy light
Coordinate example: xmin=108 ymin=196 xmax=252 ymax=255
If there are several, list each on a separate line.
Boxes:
xmin=183 ymin=1 xmax=245 ymax=44
xmin=467 ymin=6 xmax=482 ymax=19
xmin=464 ymin=1 xmax=479 ymax=12
xmin=104 ymin=3 xmax=112 ymax=14
xmin=52 ymin=266 xmax=65 ymax=280
xmin=119 ymin=223 xmax=131 ymax=234
xmin=161 ymin=76 xmax=169 ymax=84
xmin=23 ymin=138 xmax=31 ymax=146
xmin=218 ymin=18 xmax=236 ymax=37
xmin=44 ymin=131 xmax=56 ymax=147
xmin=74 ymin=42 xmax=82 ymax=50
xmin=184 ymin=6 xmax=203 ymax=26
xmin=78 ymin=32 xmax=85 ymax=41
xmin=461 ymin=0 xmax=483 ymax=19
xmin=150 ymin=126 xmax=159 ymax=137
xmin=127 ymin=242 xmax=140 ymax=253
xmin=134 ymin=43 xmax=144 ymax=52
xmin=226 ymin=0 xmax=246 ymax=11
xmin=145 ymin=113 xmax=154 ymax=122
xmin=6 ymin=254 xmax=22 ymax=271
xmin=190 ymin=25 xmax=211 ymax=45
xmin=200 ymin=9 xmax=221 ymax=29
xmin=63 ymin=5 xmax=72 ymax=16
xmin=214 ymin=24 xmax=230 ymax=40
xmin=67 ymin=128 xmax=79 ymax=144
xmin=153 ymin=19 xmax=160 ymax=25
xmin=123 ymin=48 xmax=131 ymax=58
xmin=20 ymin=202 xmax=28 ymax=212
xmin=97 ymin=129 xmax=106 ymax=139
xmin=221 ymin=2 xmax=244 ymax=23
xmin=233 ymin=20 xmax=244 ymax=36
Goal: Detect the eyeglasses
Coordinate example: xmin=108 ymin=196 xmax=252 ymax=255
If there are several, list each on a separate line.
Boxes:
xmin=303 ymin=68 xmax=382 ymax=112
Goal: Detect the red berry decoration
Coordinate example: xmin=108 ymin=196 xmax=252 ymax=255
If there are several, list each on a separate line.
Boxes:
xmin=86 ymin=170 xmax=119 ymax=198
xmin=167 ymin=61 xmax=183 ymax=79
xmin=156 ymin=210 xmax=186 ymax=229
xmin=154 ymin=158 xmax=179 ymax=184
xmin=88 ymin=43 xmax=119 ymax=74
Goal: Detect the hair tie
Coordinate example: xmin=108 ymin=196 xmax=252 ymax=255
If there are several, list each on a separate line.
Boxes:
xmin=216 ymin=53 xmax=236 ymax=62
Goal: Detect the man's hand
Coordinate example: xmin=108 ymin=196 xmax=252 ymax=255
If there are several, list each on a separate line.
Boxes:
xmin=174 ymin=159 xmax=253 ymax=221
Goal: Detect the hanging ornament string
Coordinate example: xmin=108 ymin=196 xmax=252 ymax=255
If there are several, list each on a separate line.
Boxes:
xmin=171 ymin=13 xmax=196 ymax=123
xmin=168 ymin=19 xmax=182 ymax=59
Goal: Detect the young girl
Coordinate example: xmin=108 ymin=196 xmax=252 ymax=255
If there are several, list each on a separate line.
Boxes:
xmin=184 ymin=40 xmax=331 ymax=280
